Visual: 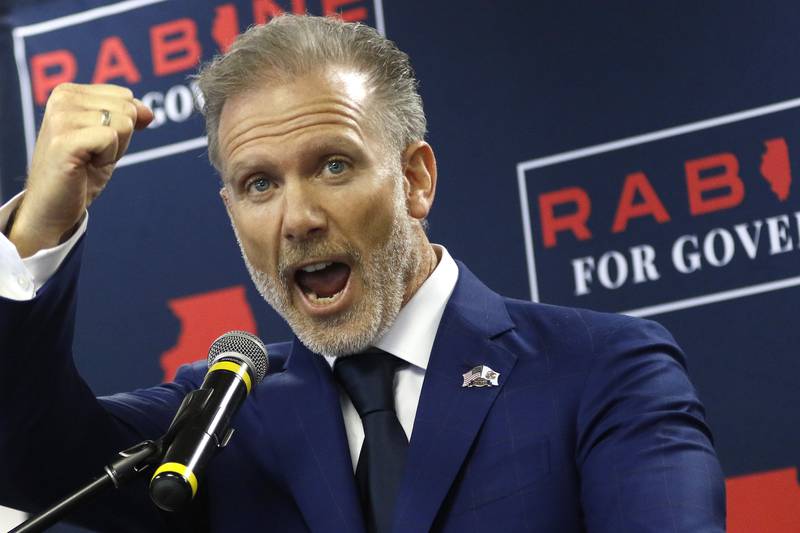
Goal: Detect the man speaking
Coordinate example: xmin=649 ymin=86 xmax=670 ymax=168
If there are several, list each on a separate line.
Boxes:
xmin=0 ymin=14 xmax=725 ymax=532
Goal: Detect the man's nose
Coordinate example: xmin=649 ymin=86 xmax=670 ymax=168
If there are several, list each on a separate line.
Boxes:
xmin=281 ymin=182 xmax=327 ymax=241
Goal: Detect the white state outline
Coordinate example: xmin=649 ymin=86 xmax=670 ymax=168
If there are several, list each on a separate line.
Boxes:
xmin=516 ymin=96 xmax=800 ymax=317
xmin=11 ymin=0 xmax=387 ymax=168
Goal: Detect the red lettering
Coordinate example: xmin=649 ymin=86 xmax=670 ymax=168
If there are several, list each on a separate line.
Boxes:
xmin=685 ymin=153 xmax=745 ymax=215
xmin=253 ymin=0 xmax=306 ymax=24
xmin=322 ymin=0 xmax=368 ymax=21
xmin=30 ymin=50 xmax=77 ymax=106
xmin=293 ymin=0 xmax=308 ymax=14
xmin=538 ymin=187 xmax=592 ymax=248
xmin=91 ymin=36 xmax=141 ymax=85
xmin=611 ymin=172 xmax=671 ymax=233
xmin=212 ymin=4 xmax=240 ymax=53
xmin=150 ymin=18 xmax=202 ymax=77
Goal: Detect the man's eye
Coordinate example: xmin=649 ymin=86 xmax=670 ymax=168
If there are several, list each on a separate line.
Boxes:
xmin=325 ymin=159 xmax=348 ymax=175
xmin=248 ymin=177 xmax=272 ymax=193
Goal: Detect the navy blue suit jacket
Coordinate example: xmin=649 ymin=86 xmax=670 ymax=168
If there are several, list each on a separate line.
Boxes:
xmin=0 ymin=238 xmax=725 ymax=531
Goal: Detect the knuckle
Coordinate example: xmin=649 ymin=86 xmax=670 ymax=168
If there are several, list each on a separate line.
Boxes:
xmin=45 ymin=89 xmax=65 ymax=109
xmin=51 ymin=83 xmax=72 ymax=95
xmin=122 ymin=101 xmax=138 ymax=120
xmin=53 ymin=82 xmax=81 ymax=98
xmin=102 ymin=84 xmax=133 ymax=99
xmin=45 ymin=85 xmax=83 ymax=111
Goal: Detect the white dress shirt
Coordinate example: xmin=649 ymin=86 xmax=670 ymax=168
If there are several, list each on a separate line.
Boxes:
xmin=324 ymin=245 xmax=458 ymax=470
xmin=0 ymin=193 xmax=460 ymax=471
xmin=0 ymin=193 xmax=87 ymax=300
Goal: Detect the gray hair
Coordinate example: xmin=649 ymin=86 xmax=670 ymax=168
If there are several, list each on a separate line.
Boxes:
xmin=195 ymin=14 xmax=427 ymax=171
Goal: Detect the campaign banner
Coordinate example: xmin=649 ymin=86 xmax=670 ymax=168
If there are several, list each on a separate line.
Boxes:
xmin=518 ymin=98 xmax=800 ymax=317
xmin=11 ymin=0 xmax=383 ymax=168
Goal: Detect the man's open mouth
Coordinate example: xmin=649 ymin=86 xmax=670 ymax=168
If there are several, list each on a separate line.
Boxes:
xmin=293 ymin=261 xmax=352 ymax=305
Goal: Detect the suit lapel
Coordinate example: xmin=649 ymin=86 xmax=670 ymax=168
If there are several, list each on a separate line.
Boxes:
xmin=256 ymin=339 xmax=365 ymax=533
xmin=392 ymin=263 xmax=517 ymax=532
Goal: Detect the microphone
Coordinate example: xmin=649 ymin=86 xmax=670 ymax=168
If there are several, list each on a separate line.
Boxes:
xmin=149 ymin=330 xmax=268 ymax=512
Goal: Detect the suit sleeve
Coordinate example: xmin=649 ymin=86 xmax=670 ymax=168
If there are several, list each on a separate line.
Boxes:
xmin=0 ymin=236 xmax=204 ymax=532
xmin=575 ymin=315 xmax=726 ymax=532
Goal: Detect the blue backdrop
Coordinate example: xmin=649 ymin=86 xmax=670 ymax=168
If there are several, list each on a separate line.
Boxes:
xmin=2 ymin=1 xmax=798 ymax=531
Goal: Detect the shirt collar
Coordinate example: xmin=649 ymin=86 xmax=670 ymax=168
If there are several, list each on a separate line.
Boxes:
xmin=324 ymin=244 xmax=459 ymax=371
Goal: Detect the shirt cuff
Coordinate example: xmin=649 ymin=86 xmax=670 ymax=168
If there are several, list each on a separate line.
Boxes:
xmin=0 ymin=191 xmax=88 ymax=301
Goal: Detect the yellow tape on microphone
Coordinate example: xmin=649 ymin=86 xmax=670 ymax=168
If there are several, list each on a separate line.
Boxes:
xmin=208 ymin=360 xmax=252 ymax=394
xmin=152 ymin=462 xmax=198 ymax=497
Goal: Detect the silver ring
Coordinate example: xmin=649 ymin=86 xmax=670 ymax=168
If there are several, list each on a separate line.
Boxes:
xmin=100 ymin=109 xmax=111 ymax=127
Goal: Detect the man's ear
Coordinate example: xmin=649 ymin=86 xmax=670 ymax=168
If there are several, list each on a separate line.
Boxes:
xmin=402 ymin=141 xmax=437 ymax=220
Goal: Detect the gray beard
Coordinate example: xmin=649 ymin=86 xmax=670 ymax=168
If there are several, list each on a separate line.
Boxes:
xmin=233 ymin=179 xmax=422 ymax=357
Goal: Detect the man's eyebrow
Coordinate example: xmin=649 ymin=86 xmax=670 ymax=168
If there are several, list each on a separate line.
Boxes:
xmin=224 ymin=159 xmax=281 ymax=183
xmin=222 ymin=134 xmax=367 ymax=181
xmin=304 ymin=135 xmax=363 ymax=155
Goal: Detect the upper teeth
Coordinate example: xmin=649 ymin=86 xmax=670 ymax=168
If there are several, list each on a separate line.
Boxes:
xmin=301 ymin=262 xmax=332 ymax=273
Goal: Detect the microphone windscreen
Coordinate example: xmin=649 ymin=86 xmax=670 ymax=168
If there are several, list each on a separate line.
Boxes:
xmin=207 ymin=330 xmax=268 ymax=384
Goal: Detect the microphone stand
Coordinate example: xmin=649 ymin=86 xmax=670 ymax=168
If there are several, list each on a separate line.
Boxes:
xmin=9 ymin=440 xmax=163 ymax=533
xmin=9 ymin=387 xmax=212 ymax=532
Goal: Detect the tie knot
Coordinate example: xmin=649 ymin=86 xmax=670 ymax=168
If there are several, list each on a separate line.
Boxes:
xmin=334 ymin=349 xmax=403 ymax=418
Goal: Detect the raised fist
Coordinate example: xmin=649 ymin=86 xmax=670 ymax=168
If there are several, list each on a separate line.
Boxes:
xmin=8 ymin=83 xmax=153 ymax=257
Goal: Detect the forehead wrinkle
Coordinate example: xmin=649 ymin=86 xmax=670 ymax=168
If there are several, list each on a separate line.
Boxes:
xmin=227 ymin=118 xmax=365 ymax=168
xmin=220 ymin=96 xmax=367 ymax=155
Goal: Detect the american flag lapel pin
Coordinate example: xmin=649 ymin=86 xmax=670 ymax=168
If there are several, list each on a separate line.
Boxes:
xmin=462 ymin=365 xmax=500 ymax=388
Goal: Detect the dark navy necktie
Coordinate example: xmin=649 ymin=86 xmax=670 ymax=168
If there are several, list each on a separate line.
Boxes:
xmin=334 ymin=350 xmax=408 ymax=533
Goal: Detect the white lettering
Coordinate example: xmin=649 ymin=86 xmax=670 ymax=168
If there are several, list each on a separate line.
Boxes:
xmin=141 ymin=91 xmax=165 ymax=128
xmin=795 ymin=211 xmax=800 ymax=248
xmin=733 ymin=220 xmax=763 ymax=259
xmin=571 ymin=256 xmax=595 ymax=296
xmin=703 ymin=228 xmax=735 ymax=267
xmin=141 ymin=82 xmax=201 ymax=129
xmin=766 ymin=215 xmax=793 ymax=255
xmin=630 ymin=244 xmax=660 ymax=283
xmin=597 ymin=251 xmax=628 ymax=289
xmin=164 ymin=84 xmax=194 ymax=123
xmin=672 ymin=235 xmax=702 ymax=273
